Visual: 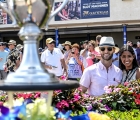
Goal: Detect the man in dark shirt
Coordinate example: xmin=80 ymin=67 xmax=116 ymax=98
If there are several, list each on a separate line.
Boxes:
xmin=4 ymin=40 xmax=20 ymax=73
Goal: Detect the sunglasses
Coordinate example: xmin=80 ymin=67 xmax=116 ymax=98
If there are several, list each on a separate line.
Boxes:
xmin=99 ymin=47 xmax=113 ymax=51
xmin=49 ymin=42 xmax=55 ymax=44
xmin=8 ymin=44 xmax=13 ymax=46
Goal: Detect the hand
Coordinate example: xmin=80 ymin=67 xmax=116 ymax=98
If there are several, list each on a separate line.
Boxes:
xmin=86 ymin=45 xmax=88 ymax=50
xmin=72 ymin=54 xmax=77 ymax=59
xmin=67 ymin=53 xmax=72 ymax=60
xmin=3 ymin=65 xmax=8 ymax=72
xmin=48 ymin=65 xmax=53 ymax=70
xmin=63 ymin=69 xmax=68 ymax=78
xmin=45 ymin=65 xmax=52 ymax=70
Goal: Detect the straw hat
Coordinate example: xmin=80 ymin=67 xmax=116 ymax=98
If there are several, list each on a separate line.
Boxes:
xmin=95 ymin=37 xmax=119 ymax=53
xmin=8 ymin=40 xmax=16 ymax=45
xmin=46 ymin=38 xmax=55 ymax=44
xmin=62 ymin=41 xmax=71 ymax=46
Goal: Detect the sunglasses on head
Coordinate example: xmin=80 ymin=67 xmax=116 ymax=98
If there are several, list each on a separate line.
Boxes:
xmin=99 ymin=47 xmax=113 ymax=51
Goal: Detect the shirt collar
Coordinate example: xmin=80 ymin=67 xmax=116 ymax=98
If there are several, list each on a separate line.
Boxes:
xmin=98 ymin=61 xmax=113 ymax=70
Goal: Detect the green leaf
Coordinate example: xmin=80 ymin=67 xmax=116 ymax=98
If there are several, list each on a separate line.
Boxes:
xmin=112 ymin=102 xmax=117 ymax=109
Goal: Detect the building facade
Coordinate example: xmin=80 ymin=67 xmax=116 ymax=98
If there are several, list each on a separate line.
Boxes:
xmin=0 ymin=0 xmax=140 ymax=48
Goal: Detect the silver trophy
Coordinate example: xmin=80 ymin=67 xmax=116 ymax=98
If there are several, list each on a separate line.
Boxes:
xmin=0 ymin=0 xmax=79 ymax=90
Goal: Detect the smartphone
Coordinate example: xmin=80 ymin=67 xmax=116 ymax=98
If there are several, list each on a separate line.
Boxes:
xmin=51 ymin=66 xmax=57 ymax=68
xmin=71 ymin=52 xmax=74 ymax=54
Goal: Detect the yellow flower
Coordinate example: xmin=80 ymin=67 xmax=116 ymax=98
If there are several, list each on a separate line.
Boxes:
xmin=88 ymin=112 xmax=110 ymax=120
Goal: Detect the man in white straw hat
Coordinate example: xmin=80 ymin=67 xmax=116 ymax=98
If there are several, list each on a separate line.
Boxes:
xmin=80 ymin=37 xmax=123 ymax=96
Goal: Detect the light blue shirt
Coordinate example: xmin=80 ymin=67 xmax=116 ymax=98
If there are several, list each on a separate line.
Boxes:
xmin=0 ymin=50 xmax=9 ymax=70
xmin=4 ymin=48 xmax=10 ymax=52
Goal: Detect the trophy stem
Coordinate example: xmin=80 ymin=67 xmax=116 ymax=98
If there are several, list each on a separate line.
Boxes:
xmin=5 ymin=22 xmax=58 ymax=84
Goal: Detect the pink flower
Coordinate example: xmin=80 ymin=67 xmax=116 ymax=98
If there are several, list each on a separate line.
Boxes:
xmin=61 ymin=100 xmax=69 ymax=107
xmin=124 ymin=82 xmax=129 ymax=86
xmin=113 ymin=88 xmax=121 ymax=92
xmin=77 ymin=87 xmax=82 ymax=92
xmin=104 ymin=86 xmax=109 ymax=91
xmin=0 ymin=102 xmax=3 ymax=106
xmin=56 ymin=100 xmax=69 ymax=110
xmin=105 ymin=88 xmax=112 ymax=94
xmin=104 ymin=86 xmax=112 ymax=94
xmin=54 ymin=90 xmax=62 ymax=93
xmin=82 ymin=94 xmax=90 ymax=98
xmin=56 ymin=102 xmax=62 ymax=108
xmin=73 ymin=93 xmax=81 ymax=102
xmin=34 ymin=93 xmax=40 ymax=98
xmin=60 ymin=75 xmax=67 ymax=80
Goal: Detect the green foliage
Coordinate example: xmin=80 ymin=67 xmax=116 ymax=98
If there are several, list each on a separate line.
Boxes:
xmin=106 ymin=109 xmax=140 ymax=120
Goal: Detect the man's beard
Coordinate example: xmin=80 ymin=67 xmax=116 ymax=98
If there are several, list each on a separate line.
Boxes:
xmin=101 ymin=53 xmax=113 ymax=61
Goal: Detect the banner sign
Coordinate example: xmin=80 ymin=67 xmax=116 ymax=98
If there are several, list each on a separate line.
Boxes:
xmin=0 ymin=0 xmax=12 ymax=24
xmin=81 ymin=0 xmax=110 ymax=19
xmin=55 ymin=0 xmax=110 ymax=21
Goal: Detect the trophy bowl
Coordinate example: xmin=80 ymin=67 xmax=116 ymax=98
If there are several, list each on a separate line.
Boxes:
xmin=11 ymin=0 xmax=53 ymax=27
xmin=2 ymin=0 xmax=68 ymax=28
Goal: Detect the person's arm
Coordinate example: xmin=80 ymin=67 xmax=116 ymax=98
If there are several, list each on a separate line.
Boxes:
xmin=136 ymin=68 xmax=140 ymax=79
xmin=80 ymin=68 xmax=91 ymax=93
xmin=65 ymin=57 xmax=70 ymax=65
xmin=19 ymin=53 xmax=23 ymax=63
xmin=41 ymin=62 xmax=52 ymax=69
xmin=94 ymin=52 xmax=101 ymax=60
xmin=61 ymin=59 xmax=67 ymax=70
xmin=58 ymin=12 xmax=69 ymax=20
xmin=16 ymin=59 xmax=20 ymax=68
xmin=74 ymin=55 xmax=83 ymax=66
xmin=61 ymin=59 xmax=68 ymax=77
xmin=15 ymin=52 xmax=21 ymax=69
xmin=80 ymin=85 xmax=88 ymax=93
xmin=80 ymin=48 xmax=88 ymax=57
xmin=62 ymin=9 xmax=65 ymax=16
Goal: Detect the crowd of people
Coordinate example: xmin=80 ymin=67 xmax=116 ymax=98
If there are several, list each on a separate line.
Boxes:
xmin=0 ymin=35 xmax=140 ymax=96
xmin=0 ymin=40 xmax=23 ymax=80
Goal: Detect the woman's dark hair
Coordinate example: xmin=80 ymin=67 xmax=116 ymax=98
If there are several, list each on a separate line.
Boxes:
xmin=119 ymin=45 xmax=139 ymax=70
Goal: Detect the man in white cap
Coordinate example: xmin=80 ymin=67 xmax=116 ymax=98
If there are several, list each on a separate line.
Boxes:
xmin=80 ymin=37 xmax=122 ymax=96
xmin=41 ymin=38 xmax=67 ymax=78
xmin=4 ymin=40 xmax=20 ymax=73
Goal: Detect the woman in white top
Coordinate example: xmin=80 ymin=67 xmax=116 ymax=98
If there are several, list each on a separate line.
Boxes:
xmin=66 ymin=43 xmax=83 ymax=81
xmin=119 ymin=45 xmax=140 ymax=84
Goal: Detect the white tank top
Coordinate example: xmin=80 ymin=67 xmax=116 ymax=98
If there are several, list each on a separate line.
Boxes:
xmin=121 ymin=67 xmax=138 ymax=84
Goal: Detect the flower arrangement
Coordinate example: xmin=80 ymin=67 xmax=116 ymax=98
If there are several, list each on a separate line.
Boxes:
xmin=0 ymin=98 xmax=110 ymax=120
xmin=52 ymin=88 xmax=107 ymax=115
xmin=0 ymin=80 xmax=140 ymax=119
xmin=100 ymin=79 xmax=140 ymax=111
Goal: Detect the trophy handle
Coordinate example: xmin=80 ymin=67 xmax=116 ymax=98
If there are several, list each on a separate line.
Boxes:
xmin=0 ymin=1 xmax=17 ymax=26
xmin=45 ymin=0 xmax=69 ymax=30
